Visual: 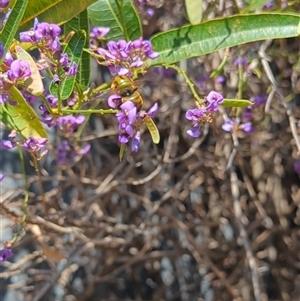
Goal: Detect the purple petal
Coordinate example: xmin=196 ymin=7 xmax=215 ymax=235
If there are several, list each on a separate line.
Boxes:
xmin=187 ymin=124 xmax=201 ymax=138
xmin=222 ymin=119 xmax=234 ymax=132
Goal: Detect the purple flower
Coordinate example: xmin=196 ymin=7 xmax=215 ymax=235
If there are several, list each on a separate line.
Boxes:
xmin=1 ymin=139 xmax=15 ymax=149
xmin=0 ymin=0 xmax=10 ymax=9
xmin=145 ymin=8 xmax=155 ymax=18
xmin=56 ymin=140 xmax=71 ymax=164
xmin=0 ymin=42 xmax=4 ymax=59
xmin=0 ymin=92 xmax=9 ymax=104
xmin=186 ymin=91 xmax=225 ymax=138
xmin=234 ymin=57 xmax=247 ymax=68
xmin=263 ymin=1 xmax=275 ymax=8
xmin=222 ymin=119 xmax=235 ymax=132
xmin=206 ymin=91 xmax=224 ymax=112
xmin=50 ymin=36 xmax=61 ymax=52
xmin=294 ymin=160 xmax=300 ymax=175
xmin=4 ymin=51 xmax=13 ymax=66
xmin=186 ymin=108 xmax=206 ymax=121
xmin=97 ymin=38 xmax=159 ymax=76
xmin=0 ymin=174 xmax=5 ymax=182
xmin=242 ymin=106 xmax=253 ymax=121
xmin=59 ymin=53 xmax=70 ymax=68
xmin=56 ymin=115 xmax=85 ymax=132
xmin=90 ymin=26 xmax=110 ymax=42
xmin=36 ymin=22 xmax=61 ymax=39
xmin=0 ymin=248 xmax=13 ymax=262
xmin=131 ymin=131 xmax=141 ymax=152
xmin=147 ymin=103 xmax=158 ymax=118
xmin=187 ymin=124 xmax=201 ymax=138
xmin=108 ymin=94 xmax=122 ymax=108
xmin=116 ymin=101 xmax=138 ymax=144
xmin=116 ymin=101 xmax=137 ymax=125
xmin=19 ymin=18 xmax=61 ymax=53
xmin=8 ymin=59 xmax=31 ymax=81
xmin=215 ymin=75 xmax=226 ymax=84
xmin=23 ymin=137 xmax=48 ymax=152
xmin=253 ymin=94 xmax=267 ymax=106
xmin=222 ymin=118 xmax=252 ymax=133
xmin=67 ymin=62 xmax=78 ymax=76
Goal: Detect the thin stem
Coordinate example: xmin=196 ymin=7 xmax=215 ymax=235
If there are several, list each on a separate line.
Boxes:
xmin=62 ymin=108 xmax=118 ymax=115
xmin=162 ymin=63 xmax=203 ymax=104
xmin=11 ymin=147 xmax=29 ymax=244
xmin=39 ymin=94 xmax=53 ymax=115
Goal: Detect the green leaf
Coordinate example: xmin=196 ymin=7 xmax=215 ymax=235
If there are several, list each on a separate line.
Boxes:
xmin=88 ymin=0 xmax=142 ymax=41
xmin=150 ymin=13 xmax=300 ymax=66
xmin=0 ymin=86 xmax=47 ymax=139
xmin=222 ymin=98 xmax=253 ymax=108
xmin=185 ymin=0 xmax=202 ymax=25
xmin=50 ymin=30 xmax=86 ymax=100
xmin=64 ymin=10 xmax=90 ymax=90
xmin=145 ymin=117 xmax=160 ymax=144
xmin=0 ymin=0 xmax=28 ymax=64
xmin=9 ymin=0 xmax=97 ymax=30
xmin=15 ymin=46 xmax=44 ymax=96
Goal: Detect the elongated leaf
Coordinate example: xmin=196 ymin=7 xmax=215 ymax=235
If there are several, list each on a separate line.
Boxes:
xmin=185 ymin=0 xmax=202 ymax=25
xmin=145 ymin=117 xmax=160 ymax=144
xmin=150 ymin=14 xmax=300 ymax=66
xmin=9 ymin=0 xmax=97 ymax=30
xmin=0 ymin=0 xmax=28 ymax=64
xmin=0 ymin=86 xmax=47 ymax=139
xmin=64 ymin=10 xmax=90 ymax=90
xmin=88 ymin=0 xmax=142 ymax=41
xmin=15 ymin=46 xmax=44 ymax=96
xmin=50 ymin=30 xmax=86 ymax=100
xmin=222 ymin=99 xmax=253 ymax=108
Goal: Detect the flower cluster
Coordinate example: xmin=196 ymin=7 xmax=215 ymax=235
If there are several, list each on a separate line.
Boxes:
xmin=20 ymin=18 xmax=61 ymax=53
xmin=0 ymin=247 xmax=13 ymax=262
xmin=0 ymin=51 xmax=32 ymax=104
xmin=97 ymin=37 xmax=159 ymax=76
xmin=1 ymin=134 xmax=48 ymax=159
xmin=56 ymin=140 xmax=91 ymax=165
xmin=107 ymin=96 xmax=158 ymax=152
xmin=186 ymin=91 xmax=224 ymax=138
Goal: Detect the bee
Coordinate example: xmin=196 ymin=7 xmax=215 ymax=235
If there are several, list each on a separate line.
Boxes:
xmin=111 ymin=75 xmax=143 ymax=110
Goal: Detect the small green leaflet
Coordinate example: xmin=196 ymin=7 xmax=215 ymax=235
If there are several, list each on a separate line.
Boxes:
xmin=222 ymin=99 xmax=253 ymax=108
xmin=50 ymin=30 xmax=86 ymax=100
xmin=15 ymin=45 xmax=44 ymax=96
xmin=145 ymin=117 xmax=160 ymax=144
xmin=0 ymin=86 xmax=48 ymax=139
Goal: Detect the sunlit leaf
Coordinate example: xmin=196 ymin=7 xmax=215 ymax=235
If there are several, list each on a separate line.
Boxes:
xmin=185 ymin=0 xmax=202 ymax=25
xmin=15 ymin=46 xmax=44 ymax=96
xmin=0 ymin=0 xmax=28 ymax=64
xmin=222 ymin=98 xmax=254 ymax=108
xmin=145 ymin=117 xmax=160 ymax=144
xmin=9 ymin=0 xmax=97 ymax=30
xmin=64 ymin=10 xmax=90 ymax=90
xmin=88 ymin=0 xmax=142 ymax=41
xmin=0 ymin=86 xmax=47 ymax=139
xmin=150 ymin=14 xmax=300 ymax=66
